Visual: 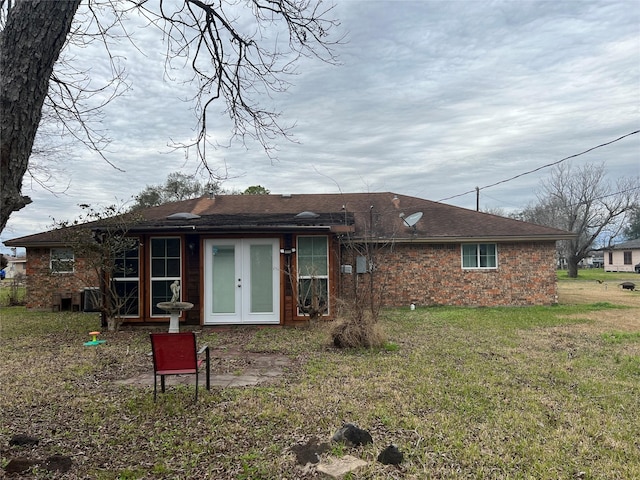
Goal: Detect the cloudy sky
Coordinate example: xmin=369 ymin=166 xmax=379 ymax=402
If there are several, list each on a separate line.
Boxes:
xmin=2 ymin=0 xmax=639 ymax=252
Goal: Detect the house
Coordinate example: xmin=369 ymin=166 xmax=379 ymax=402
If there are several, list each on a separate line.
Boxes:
xmin=4 ymin=255 xmax=27 ymax=279
xmin=577 ymin=250 xmax=604 ymax=269
xmin=4 ymin=192 xmax=574 ymax=327
xmin=604 ymin=238 xmax=640 ymax=273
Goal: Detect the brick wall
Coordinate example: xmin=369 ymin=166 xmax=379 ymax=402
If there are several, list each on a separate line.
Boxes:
xmin=339 ymin=241 xmax=558 ymax=307
xmin=25 ymin=248 xmax=99 ymax=310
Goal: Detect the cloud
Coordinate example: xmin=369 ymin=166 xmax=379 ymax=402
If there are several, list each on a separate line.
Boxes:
xmin=2 ymin=0 xmax=638 ymax=250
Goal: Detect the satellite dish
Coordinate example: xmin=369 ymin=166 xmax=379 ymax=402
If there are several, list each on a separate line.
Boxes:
xmin=403 ymin=211 xmax=423 ymax=228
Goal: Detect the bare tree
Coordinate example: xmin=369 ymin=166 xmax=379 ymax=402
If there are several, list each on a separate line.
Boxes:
xmin=1 ymin=1 xmax=129 ymax=212
xmin=0 ymin=0 xmax=82 ymax=233
xmin=0 ymin=0 xmax=341 ymax=233
xmin=520 ymin=162 xmax=640 ymax=278
xmin=53 ymin=204 xmax=142 ymax=331
xmin=331 ymin=239 xmax=389 ymax=348
xmin=330 ymin=204 xmax=396 ymax=349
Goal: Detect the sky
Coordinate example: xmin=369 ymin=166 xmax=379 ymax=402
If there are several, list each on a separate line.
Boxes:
xmin=2 ymin=0 xmax=639 ymax=254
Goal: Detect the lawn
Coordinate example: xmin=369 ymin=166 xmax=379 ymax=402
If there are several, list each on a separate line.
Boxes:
xmin=0 ymin=281 xmax=26 ymax=307
xmin=557 ymin=268 xmax=638 ymax=283
xmin=1 ymin=284 xmax=639 ymax=479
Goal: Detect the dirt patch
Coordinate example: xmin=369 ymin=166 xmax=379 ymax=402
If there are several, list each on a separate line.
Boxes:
xmin=557 ymin=280 xmax=640 ymax=333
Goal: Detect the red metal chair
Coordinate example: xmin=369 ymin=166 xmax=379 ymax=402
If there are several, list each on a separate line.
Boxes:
xmin=149 ymin=332 xmax=210 ymax=401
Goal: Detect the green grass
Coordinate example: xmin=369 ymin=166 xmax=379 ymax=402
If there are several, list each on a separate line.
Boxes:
xmin=0 ymin=283 xmax=26 ymax=306
xmin=1 ymin=300 xmax=639 ymax=479
xmin=557 ymin=268 xmax=639 ymax=282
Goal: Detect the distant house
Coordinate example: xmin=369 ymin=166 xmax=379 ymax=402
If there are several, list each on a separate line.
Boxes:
xmin=578 ymin=251 xmax=604 ymax=269
xmin=5 ymin=192 xmax=574 ymax=327
xmin=604 ymin=238 xmax=640 ymax=273
xmin=4 ymin=256 xmax=27 ymax=279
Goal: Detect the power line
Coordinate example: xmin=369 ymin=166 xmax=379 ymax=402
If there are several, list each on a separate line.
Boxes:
xmin=568 ymin=185 xmax=640 ymax=207
xmin=437 ymin=130 xmax=639 ymax=203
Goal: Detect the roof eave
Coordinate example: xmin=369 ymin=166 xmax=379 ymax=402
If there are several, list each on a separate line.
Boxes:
xmin=3 ymin=239 xmax=67 ymax=248
xmin=127 ymin=224 xmax=334 ymax=233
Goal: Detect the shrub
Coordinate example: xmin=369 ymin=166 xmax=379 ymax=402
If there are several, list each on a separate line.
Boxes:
xmin=330 ymin=310 xmax=387 ymax=349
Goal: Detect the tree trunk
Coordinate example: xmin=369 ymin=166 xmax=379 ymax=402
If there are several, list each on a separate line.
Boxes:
xmin=106 ymin=316 xmax=118 ymax=332
xmin=0 ymin=0 xmax=81 ymax=233
xmin=567 ymin=256 xmax=580 ymax=278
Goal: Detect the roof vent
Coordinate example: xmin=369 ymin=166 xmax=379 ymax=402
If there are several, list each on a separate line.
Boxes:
xmin=295 ymin=211 xmax=319 ymax=219
xmin=167 ymin=212 xmax=201 ymax=220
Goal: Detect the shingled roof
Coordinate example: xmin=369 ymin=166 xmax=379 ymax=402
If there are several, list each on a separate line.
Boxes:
xmin=5 ymin=192 xmax=574 ymax=247
xmin=608 ymin=238 xmax=640 ymax=250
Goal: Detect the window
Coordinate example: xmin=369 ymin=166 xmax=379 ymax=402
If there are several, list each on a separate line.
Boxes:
xmin=297 ymin=236 xmax=329 ymax=315
xmin=50 ymin=248 xmax=74 ymax=273
xmin=150 ymin=238 xmax=181 ymax=315
xmin=462 ymin=244 xmax=497 ymax=269
xmin=112 ymin=245 xmax=140 ymax=316
xmin=608 ymin=252 xmax=613 ymax=265
xmin=623 ymin=251 xmax=632 ymax=265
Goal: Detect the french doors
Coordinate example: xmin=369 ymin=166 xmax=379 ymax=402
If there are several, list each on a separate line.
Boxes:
xmin=203 ymin=239 xmax=280 ymax=324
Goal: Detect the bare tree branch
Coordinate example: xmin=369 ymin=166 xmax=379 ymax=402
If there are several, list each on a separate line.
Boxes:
xmin=134 ymin=0 xmax=341 ymax=172
xmin=0 ymin=0 xmax=341 ymax=233
xmin=520 ymin=161 xmax=640 ymax=277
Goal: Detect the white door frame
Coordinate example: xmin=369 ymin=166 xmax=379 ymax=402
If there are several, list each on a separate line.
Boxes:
xmin=203 ymin=238 xmax=280 ymax=324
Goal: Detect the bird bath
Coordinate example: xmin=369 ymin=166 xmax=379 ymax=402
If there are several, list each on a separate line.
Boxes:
xmin=156 ymin=302 xmax=194 ymax=333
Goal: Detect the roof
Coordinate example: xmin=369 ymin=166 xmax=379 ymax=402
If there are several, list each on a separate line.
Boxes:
xmin=4 ymin=192 xmax=574 ymax=246
xmin=6 ymin=256 xmax=26 ymax=263
xmin=608 ymin=238 xmax=640 ymax=250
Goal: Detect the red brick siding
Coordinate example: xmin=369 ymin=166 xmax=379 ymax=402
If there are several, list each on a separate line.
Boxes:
xmin=25 ymin=248 xmax=99 ymax=310
xmin=340 ymin=242 xmax=558 ymax=307
xmin=25 ymin=240 xmax=558 ymax=312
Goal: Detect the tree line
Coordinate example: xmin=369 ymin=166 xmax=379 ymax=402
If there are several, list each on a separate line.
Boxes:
xmin=129 ymin=172 xmax=270 ymax=211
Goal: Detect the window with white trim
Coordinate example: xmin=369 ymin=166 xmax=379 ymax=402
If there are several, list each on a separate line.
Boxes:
xmin=297 ymin=236 xmax=329 ymax=316
xmin=623 ymin=251 xmax=632 ymax=265
xmin=150 ymin=237 xmax=181 ymax=315
xmin=50 ymin=248 xmax=74 ymax=273
xmin=113 ymin=244 xmax=140 ymax=316
xmin=462 ymin=243 xmax=497 ymax=269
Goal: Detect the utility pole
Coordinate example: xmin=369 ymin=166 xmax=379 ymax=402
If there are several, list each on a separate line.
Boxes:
xmin=476 ymin=186 xmax=480 ymax=211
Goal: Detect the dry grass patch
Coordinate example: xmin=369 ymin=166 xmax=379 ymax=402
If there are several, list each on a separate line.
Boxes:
xmin=557 ymin=272 xmax=640 ymax=333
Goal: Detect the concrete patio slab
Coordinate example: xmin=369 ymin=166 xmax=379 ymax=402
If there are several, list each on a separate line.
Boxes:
xmin=116 ymin=349 xmax=292 ymax=388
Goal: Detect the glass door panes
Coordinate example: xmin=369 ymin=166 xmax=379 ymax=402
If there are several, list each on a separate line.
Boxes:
xmin=250 ymin=244 xmax=273 ymax=313
xmin=204 ymin=239 xmax=279 ymax=324
xmin=211 ymin=245 xmax=236 ymax=314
